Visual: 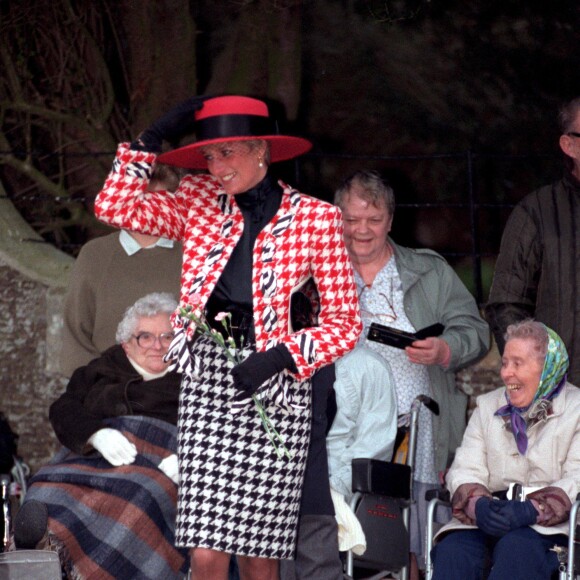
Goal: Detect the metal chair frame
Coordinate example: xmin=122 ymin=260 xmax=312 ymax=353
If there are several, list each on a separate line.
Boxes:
xmin=424 ymin=495 xmax=580 ymax=580
xmin=345 ymin=395 xmax=439 ymax=580
xmin=1 ymin=468 xmax=62 ymax=580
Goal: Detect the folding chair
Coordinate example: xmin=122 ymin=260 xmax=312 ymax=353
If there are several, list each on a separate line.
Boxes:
xmin=346 ymin=395 xmax=440 ymax=580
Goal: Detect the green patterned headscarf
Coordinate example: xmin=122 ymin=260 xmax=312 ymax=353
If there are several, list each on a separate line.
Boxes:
xmin=533 ymin=326 xmax=569 ymax=403
xmin=496 ymin=325 xmax=569 ymax=454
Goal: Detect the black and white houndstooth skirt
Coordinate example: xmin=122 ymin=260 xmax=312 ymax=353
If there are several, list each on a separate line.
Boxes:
xmin=174 ymin=334 xmax=312 ymax=559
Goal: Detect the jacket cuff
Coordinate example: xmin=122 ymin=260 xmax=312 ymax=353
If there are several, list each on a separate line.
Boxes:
xmin=527 ymin=486 xmax=572 ymax=527
xmin=451 ymin=482 xmax=492 ymax=525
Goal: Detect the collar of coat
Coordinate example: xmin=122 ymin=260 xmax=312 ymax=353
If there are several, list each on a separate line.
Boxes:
xmin=389 ymin=237 xmax=447 ymax=290
xmin=499 ymin=382 xmax=570 ymax=433
xmin=215 ymin=179 xmax=300 ymax=218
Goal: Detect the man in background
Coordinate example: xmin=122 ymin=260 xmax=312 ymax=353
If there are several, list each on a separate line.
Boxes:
xmin=59 ymin=164 xmax=182 ymax=376
xmin=485 ymin=97 xmax=580 ymax=384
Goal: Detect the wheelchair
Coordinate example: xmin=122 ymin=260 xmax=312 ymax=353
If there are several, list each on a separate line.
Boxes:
xmin=345 ymin=394 xmax=440 ymax=580
xmin=424 ymin=491 xmax=580 ymax=580
xmin=1 ymin=437 xmax=61 ymax=579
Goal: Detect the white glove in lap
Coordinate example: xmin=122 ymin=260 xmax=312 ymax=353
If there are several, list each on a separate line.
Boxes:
xmin=158 ymin=454 xmax=179 ymax=484
xmin=88 ymin=428 xmax=137 ymax=466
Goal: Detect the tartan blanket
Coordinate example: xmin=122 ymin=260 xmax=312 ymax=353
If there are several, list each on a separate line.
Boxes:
xmin=26 ymin=416 xmax=188 ymax=579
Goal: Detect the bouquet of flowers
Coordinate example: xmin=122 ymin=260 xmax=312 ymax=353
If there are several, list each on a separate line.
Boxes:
xmin=179 ymin=295 xmax=292 ymax=460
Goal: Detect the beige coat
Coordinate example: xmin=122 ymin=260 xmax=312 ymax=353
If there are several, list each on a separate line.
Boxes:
xmin=435 ymin=382 xmax=580 ymax=541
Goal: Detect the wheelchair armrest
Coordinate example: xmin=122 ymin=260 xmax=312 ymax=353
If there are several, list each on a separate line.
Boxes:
xmin=352 ymin=458 xmax=411 ymax=499
xmin=425 ymin=487 xmax=450 ymax=503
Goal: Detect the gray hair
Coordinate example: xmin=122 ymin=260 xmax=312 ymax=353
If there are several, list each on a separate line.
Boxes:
xmin=334 ymin=170 xmax=395 ymax=216
xmin=558 ymin=97 xmax=580 ymax=134
xmin=504 ymin=319 xmax=548 ymax=361
xmin=115 ymin=292 xmax=177 ymax=344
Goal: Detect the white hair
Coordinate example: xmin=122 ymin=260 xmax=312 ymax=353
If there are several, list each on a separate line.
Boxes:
xmin=504 ymin=318 xmax=548 ymax=361
xmin=115 ymin=292 xmax=177 ymax=344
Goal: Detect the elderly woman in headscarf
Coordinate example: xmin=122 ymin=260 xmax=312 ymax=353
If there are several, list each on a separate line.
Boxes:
xmin=431 ymin=319 xmax=580 ymax=580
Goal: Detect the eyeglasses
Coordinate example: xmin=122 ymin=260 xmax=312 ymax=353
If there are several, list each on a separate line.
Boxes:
xmin=358 ymin=284 xmax=398 ymax=323
xmin=567 ymin=132 xmax=580 ymax=138
xmin=132 ymin=332 xmax=175 ymax=348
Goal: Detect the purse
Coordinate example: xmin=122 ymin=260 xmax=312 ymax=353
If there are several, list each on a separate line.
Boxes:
xmin=367 ymin=322 xmax=444 ymax=349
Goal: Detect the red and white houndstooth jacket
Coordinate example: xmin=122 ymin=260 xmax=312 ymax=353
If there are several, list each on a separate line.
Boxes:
xmin=94 ymin=144 xmax=362 ymax=380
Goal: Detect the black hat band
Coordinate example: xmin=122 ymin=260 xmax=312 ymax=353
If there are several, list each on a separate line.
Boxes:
xmin=195 ymin=114 xmax=278 ymax=142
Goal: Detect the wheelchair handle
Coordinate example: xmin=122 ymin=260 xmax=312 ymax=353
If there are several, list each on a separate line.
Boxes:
xmin=416 ymin=395 xmax=440 ymax=416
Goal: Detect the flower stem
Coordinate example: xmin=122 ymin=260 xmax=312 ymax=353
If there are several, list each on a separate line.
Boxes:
xmin=179 ymin=306 xmax=292 ymax=460
xmin=252 ymin=395 xmax=293 ymax=460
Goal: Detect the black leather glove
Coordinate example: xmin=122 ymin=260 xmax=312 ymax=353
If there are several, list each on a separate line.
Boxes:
xmin=231 ymin=344 xmax=296 ymax=399
xmin=474 ymin=497 xmax=510 ymax=537
xmin=131 ymin=95 xmax=209 ymax=153
xmin=495 ymin=500 xmax=538 ymax=530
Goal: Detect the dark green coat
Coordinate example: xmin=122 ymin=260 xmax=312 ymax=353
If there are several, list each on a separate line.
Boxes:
xmin=485 ymin=170 xmax=580 ymax=384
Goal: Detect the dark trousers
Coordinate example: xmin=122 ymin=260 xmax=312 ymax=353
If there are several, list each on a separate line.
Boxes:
xmin=431 ymin=527 xmax=566 ymax=580
xmin=279 ymin=515 xmax=344 ymax=580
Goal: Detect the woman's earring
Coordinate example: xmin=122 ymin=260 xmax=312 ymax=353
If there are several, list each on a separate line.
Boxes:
xmin=258 ymin=157 xmax=264 ymax=168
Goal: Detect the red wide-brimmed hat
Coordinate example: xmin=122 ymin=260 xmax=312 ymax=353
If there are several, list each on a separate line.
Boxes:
xmin=157 ymin=95 xmax=312 ymax=169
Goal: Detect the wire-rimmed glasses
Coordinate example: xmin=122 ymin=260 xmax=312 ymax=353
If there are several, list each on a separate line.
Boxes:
xmin=358 ymin=283 xmax=398 ymax=323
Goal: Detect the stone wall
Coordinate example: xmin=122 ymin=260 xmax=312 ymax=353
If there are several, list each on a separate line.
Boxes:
xmin=458 ymin=341 xmax=504 ymax=417
xmin=0 ymin=193 xmax=73 ymax=475
xmin=0 ymin=257 xmax=67 ymax=474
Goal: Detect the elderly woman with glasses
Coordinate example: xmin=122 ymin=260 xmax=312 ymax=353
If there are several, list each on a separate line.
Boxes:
xmin=334 ymin=169 xmax=490 ymax=578
xmin=14 ymin=292 xmax=188 ymax=579
xmin=431 ymin=319 xmax=579 ymax=579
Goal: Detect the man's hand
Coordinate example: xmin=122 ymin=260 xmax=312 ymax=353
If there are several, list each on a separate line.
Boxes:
xmin=88 ymin=428 xmax=137 ymax=466
xmin=405 ymin=337 xmax=450 ymax=367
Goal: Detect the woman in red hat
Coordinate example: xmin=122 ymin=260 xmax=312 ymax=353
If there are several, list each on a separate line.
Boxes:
xmin=94 ymin=95 xmax=362 ymax=579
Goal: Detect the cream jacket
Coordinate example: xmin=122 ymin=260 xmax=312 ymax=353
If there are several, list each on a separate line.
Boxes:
xmin=436 ymin=382 xmax=580 ymax=540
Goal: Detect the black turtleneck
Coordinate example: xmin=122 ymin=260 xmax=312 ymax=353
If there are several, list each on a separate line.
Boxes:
xmin=205 ymin=173 xmax=283 ymax=343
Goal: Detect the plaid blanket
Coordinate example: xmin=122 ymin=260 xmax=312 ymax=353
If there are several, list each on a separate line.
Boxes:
xmin=27 ymin=416 xmax=188 ymax=579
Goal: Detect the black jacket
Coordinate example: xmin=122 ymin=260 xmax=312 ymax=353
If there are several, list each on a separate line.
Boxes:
xmin=49 ymin=345 xmax=181 ymax=454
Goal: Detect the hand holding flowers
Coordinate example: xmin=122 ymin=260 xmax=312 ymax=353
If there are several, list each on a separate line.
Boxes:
xmin=178 ymin=295 xmax=293 ymax=459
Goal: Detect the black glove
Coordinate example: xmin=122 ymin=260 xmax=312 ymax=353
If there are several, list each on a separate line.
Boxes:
xmin=131 ymin=95 xmax=209 ymax=153
xmin=231 ymin=344 xmax=296 ymax=399
xmin=474 ymin=497 xmax=510 ymax=537
xmin=495 ymin=500 xmax=538 ymax=530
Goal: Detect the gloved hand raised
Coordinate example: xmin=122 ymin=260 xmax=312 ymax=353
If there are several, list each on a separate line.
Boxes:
xmin=231 ymin=344 xmax=296 ymax=400
xmin=474 ymin=497 xmax=510 ymax=537
xmin=88 ymin=428 xmax=137 ymax=466
xmin=131 ymin=95 xmax=209 ymax=153
xmin=158 ymin=454 xmax=179 ymax=484
xmin=494 ymin=500 xmax=538 ymax=530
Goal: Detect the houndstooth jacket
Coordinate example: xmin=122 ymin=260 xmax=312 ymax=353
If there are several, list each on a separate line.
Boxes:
xmin=94 ymin=144 xmax=362 ymax=380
